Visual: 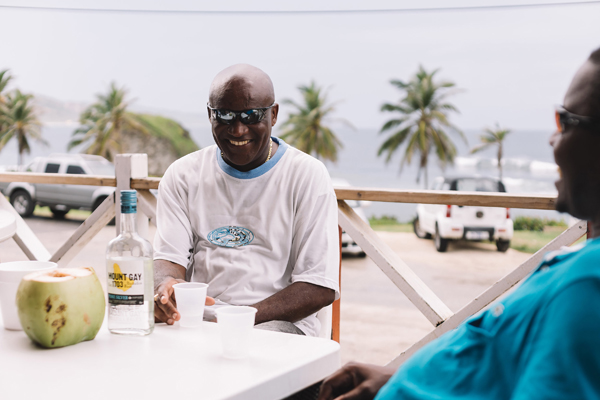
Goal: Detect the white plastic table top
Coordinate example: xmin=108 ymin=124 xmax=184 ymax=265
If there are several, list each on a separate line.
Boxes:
xmin=0 ymin=315 xmax=340 ymax=400
xmin=0 ymin=210 xmax=16 ymax=243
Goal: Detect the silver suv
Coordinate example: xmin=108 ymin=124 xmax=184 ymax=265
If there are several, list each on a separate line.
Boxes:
xmin=0 ymin=154 xmax=115 ymax=219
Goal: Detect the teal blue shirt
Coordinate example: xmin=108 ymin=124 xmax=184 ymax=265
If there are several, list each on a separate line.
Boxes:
xmin=376 ymin=238 xmax=600 ymax=400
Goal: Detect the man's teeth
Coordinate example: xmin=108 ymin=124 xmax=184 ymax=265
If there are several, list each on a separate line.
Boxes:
xmin=230 ymin=140 xmax=249 ymax=146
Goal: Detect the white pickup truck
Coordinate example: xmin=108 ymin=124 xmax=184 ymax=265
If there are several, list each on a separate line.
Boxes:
xmin=0 ymin=154 xmax=115 ymax=219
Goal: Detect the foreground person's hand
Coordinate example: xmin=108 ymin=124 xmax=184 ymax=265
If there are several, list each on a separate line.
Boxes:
xmin=154 ymin=277 xmax=215 ymax=325
xmin=318 ymin=362 xmax=395 ymax=400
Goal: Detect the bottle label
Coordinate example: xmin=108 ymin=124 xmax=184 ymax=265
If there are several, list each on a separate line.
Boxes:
xmin=107 ymin=258 xmax=145 ymax=305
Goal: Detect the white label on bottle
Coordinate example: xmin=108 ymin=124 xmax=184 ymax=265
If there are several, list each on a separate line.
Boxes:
xmin=107 ymin=258 xmax=144 ymax=305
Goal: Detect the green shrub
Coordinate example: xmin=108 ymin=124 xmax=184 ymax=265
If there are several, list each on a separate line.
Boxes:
xmin=544 ymin=218 xmax=567 ymax=227
xmin=513 ymin=216 xmax=566 ymax=231
xmin=513 ymin=216 xmax=545 ymax=232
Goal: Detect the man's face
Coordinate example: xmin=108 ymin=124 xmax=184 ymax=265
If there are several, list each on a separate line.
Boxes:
xmin=208 ymin=78 xmax=278 ymax=172
xmin=550 ymin=59 xmax=600 ymax=220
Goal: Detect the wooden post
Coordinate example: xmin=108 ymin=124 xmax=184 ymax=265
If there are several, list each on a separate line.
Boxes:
xmin=115 ymin=154 xmax=150 ymax=239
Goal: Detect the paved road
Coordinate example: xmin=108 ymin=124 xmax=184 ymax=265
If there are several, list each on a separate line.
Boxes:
xmin=0 ymin=215 xmax=530 ymax=366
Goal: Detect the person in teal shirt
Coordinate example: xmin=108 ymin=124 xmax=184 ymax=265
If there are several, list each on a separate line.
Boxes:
xmin=318 ymin=47 xmax=600 ymax=400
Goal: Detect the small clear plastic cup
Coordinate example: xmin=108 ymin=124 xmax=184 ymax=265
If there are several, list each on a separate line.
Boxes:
xmin=216 ymin=306 xmax=257 ymax=359
xmin=0 ymin=261 xmax=57 ymax=330
xmin=173 ymin=282 xmax=208 ymax=328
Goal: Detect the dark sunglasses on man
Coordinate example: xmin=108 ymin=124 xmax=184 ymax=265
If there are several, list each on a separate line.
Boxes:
xmin=555 ymin=106 xmax=600 ymax=134
xmin=208 ymin=103 xmax=275 ymax=125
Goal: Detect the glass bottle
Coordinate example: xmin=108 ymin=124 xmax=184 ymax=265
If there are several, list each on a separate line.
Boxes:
xmin=106 ymin=190 xmax=154 ymax=335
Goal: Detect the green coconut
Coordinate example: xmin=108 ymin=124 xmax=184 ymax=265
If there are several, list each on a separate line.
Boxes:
xmin=16 ymin=267 xmax=105 ymax=348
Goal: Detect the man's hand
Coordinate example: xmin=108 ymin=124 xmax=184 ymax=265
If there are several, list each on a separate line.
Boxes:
xmin=318 ymin=362 xmax=395 ymax=400
xmin=154 ymin=276 xmax=186 ymax=325
xmin=154 ymin=259 xmax=215 ymax=325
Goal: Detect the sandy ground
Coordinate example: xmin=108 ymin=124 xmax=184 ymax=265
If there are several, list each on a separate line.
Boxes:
xmin=0 ymin=215 xmax=530 ymax=366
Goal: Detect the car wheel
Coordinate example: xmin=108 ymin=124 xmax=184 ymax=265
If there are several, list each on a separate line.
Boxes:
xmin=434 ymin=225 xmax=449 ymax=252
xmin=413 ymin=217 xmax=432 ymax=239
xmin=496 ymin=240 xmax=510 ymax=252
xmin=10 ymin=190 xmax=35 ymax=217
xmin=357 ymin=251 xmax=367 ymax=258
xmin=93 ymin=196 xmax=115 ymax=226
xmin=50 ymin=208 xmax=69 ymax=219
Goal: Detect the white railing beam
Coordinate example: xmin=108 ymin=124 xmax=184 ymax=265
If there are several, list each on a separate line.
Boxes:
xmin=115 ymin=154 xmax=150 ymax=239
xmin=0 ymin=195 xmax=50 ymax=261
xmin=50 ymin=194 xmax=116 ymax=267
xmin=338 ymin=200 xmax=454 ymax=326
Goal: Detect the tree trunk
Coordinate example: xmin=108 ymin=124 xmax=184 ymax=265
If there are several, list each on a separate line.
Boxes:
xmin=498 ymin=143 xmax=503 ymax=182
xmin=17 ymin=129 xmax=24 ymax=166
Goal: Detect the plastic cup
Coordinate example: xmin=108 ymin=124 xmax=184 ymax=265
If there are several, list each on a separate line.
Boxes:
xmin=173 ymin=282 xmax=208 ymax=328
xmin=216 ymin=306 xmax=257 ymax=359
xmin=0 ymin=261 xmax=57 ymax=330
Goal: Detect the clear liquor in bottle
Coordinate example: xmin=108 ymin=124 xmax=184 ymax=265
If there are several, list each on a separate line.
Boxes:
xmin=106 ymin=190 xmax=154 ymax=335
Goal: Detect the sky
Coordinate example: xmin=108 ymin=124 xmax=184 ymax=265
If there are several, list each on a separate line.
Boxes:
xmin=0 ymin=0 xmax=599 ymax=131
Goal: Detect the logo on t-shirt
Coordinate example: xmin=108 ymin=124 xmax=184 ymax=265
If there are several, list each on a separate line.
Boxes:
xmin=207 ymin=226 xmax=254 ymax=248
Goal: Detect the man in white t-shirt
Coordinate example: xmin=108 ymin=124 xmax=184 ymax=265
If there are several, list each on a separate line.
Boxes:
xmin=153 ymin=64 xmax=340 ymax=336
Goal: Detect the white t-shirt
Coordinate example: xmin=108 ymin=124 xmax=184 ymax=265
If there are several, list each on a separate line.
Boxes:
xmin=154 ymin=137 xmax=340 ymax=336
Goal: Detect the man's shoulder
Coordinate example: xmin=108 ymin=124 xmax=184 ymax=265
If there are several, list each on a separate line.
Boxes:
xmin=280 ymin=142 xmax=328 ymax=174
xmin=552 ymin=239 xmax=600 ymax=286
xmin=167 ymin=146 xmax=216 ymax=172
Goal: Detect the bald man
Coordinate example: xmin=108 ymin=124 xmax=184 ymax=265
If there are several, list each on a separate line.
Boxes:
xmin=318 ymin=48 xmax=600 ymax=399
xmin=152 ymin=64 xmax=339 ymax=337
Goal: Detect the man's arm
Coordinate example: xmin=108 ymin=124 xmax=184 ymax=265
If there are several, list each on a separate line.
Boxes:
xmin=154 ymin=259 xmax=215 ymax=325
xmin=318 ymin=362 xmax=395 ymax=400
xmin=252 ymin=282 xmax=335 ymax=325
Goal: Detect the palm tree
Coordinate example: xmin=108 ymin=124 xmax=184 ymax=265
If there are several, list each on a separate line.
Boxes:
xmin=279 ymin=81 xmax=346 ymax=162
xmin=69 ymin=82 xmax=147 ymax=161
xmin=0 ymin=70 xmax=12 ymax=105
xmin=470 ymin=124 xmax=512 ymax=181
xmin=0 ymin=90 xmax=45 ymax=166
xmin=0 ymin=70 xmax=13 ymax=135
xmin=378 ymin=66 xmax=465 ymax=188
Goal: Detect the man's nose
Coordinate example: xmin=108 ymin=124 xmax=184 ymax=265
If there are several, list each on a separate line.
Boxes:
xmin=228 ymin=119 xmax=248 ymax=137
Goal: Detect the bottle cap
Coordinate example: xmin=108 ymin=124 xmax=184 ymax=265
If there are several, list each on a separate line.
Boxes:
xmin=120 ymin=190 xmax=137 ymax=214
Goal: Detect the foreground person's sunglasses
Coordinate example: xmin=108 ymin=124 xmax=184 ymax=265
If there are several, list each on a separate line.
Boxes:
xmin=208 ymin=103 xmax=275 ymax=125
xmin=555 ymin=105 xmax=600 ymax=134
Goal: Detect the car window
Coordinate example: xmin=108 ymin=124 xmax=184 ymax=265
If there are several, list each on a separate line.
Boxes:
xmin=455 ymin=178 xmax=505 ymax=192
xmin=66 ymin=165 xmax=86 ymax=175
xmin=45 ymin=163 xmax=60 ymax=173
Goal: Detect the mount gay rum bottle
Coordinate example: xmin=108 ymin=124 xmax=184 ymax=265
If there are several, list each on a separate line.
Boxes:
xmin=106 ymin=190 xmax=154 ymax=335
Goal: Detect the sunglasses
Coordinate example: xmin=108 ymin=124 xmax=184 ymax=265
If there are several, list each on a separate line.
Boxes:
xmin=208 ymin=103 xmax=275 ymax=125
xmin=555 ymin=106 xmax=600 ymax=134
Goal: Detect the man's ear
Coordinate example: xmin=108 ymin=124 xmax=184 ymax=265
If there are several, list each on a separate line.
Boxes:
xmin=207 ymin=106 xmax=212 ymax=121
xmin=271 ymin=103 xmax=279 ymax=126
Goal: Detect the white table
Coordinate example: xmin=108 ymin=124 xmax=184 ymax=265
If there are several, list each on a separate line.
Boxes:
xmin=0 ymin=315 xmax=340 ymax=400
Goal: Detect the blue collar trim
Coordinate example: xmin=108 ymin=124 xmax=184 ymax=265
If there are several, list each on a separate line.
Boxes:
xmin=216 ymin=137 xmax=288 ymax=179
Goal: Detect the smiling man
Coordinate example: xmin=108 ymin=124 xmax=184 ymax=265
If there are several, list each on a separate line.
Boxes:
xmin=152 ymin=64 xmax=340 ymax=337
xmin=318 ymin=48 xmax=600 ymax=400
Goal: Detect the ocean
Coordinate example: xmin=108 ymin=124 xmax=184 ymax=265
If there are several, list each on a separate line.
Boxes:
xmin=0 ymin=124 xmax=563 ymax=222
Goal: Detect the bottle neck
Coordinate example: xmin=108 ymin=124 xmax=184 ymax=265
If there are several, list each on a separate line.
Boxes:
xmin=120 ymin=212 xmax=137 ymax=234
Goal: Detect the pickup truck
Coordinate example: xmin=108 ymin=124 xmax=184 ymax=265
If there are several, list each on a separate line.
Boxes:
xmin=0 ymin=154 xmax=115 ymax=219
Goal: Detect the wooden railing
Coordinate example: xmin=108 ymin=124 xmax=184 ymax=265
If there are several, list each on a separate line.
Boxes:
xmin=0 ymin=154 xmax=587 ymax=368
